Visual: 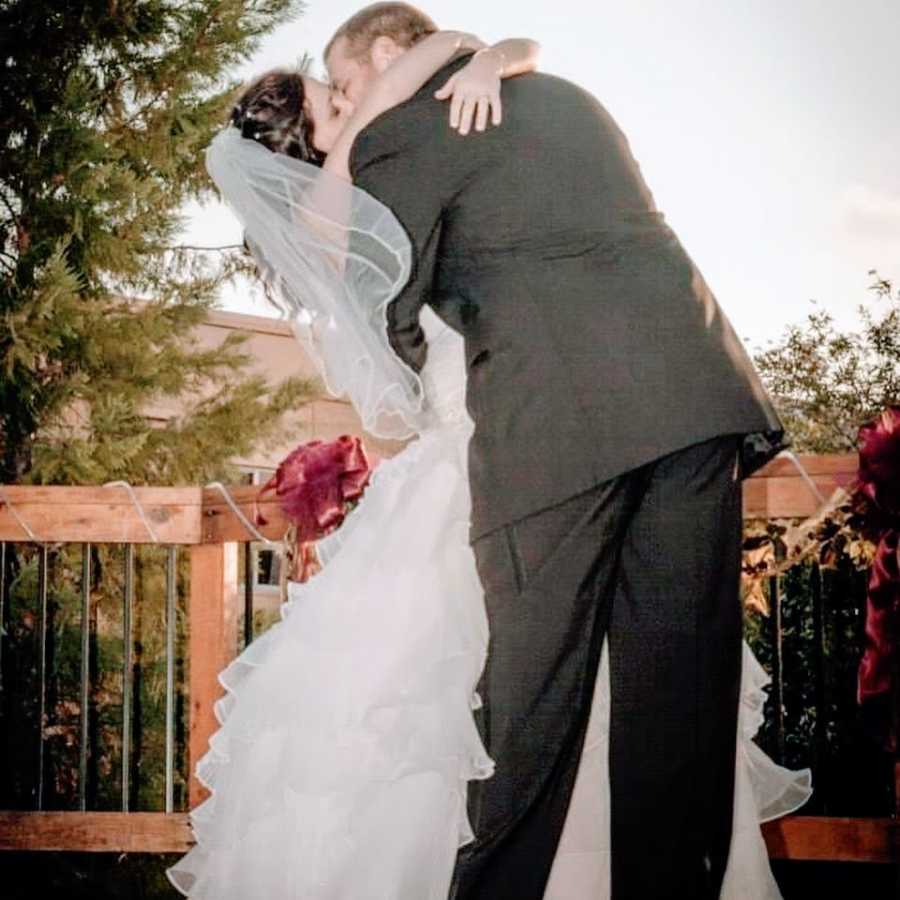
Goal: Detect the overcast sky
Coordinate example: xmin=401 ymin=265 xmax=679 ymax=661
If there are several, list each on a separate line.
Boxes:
xmin=183 ymin=0 xmax=900 ymax=350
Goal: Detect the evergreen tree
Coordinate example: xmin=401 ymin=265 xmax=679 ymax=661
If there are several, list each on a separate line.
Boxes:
xmin=0 ymin=0 xmax=312 ymax=486
xmin=0 ymin=9 xmax=321 ymax=892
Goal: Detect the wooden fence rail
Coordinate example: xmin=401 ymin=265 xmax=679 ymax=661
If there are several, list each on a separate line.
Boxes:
xmin=0 ymin=453 xmax=897 ymax=868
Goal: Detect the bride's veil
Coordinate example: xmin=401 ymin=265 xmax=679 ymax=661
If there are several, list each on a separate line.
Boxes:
xmin=205 ymin=126 xmax=427 ymax=440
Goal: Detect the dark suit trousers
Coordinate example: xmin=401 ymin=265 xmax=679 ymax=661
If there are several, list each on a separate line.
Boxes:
xmin=450 ymin=434 xmax=745 ymax=900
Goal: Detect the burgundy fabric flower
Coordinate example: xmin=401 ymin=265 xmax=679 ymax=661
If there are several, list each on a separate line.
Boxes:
xmin=854 ymin=407 xmax=900 ymax=750
xmin=857 ymin=407 xmax=900 ymax=517
xmin=255 ymin=435 xmax=372 ymax=543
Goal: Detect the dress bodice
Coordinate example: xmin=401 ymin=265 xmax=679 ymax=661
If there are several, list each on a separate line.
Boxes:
xmin=418 ymin=307 xmax=470 ymax=429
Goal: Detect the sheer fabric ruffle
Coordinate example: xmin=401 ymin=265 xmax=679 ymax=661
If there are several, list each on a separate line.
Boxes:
xmin=545 ymin=640 xmax=812 ymax=898
xmin=166 ymin=420 xmax=493 ymax=899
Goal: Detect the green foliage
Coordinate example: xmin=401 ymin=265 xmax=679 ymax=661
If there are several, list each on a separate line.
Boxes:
xmin=0 ymin=0 xmax=313 ymax=486
xmin=0 ymin=5 xmax=320 ymax=893
xmin=753 ymin=274 xmax=900 ymax=453
xmin=742 ymin=273 xmax=898 ymax=817
xmin=743 ymin=557 xmax=894 ymax=817
xmin=2 ymin=543 xmax=191 ymax=814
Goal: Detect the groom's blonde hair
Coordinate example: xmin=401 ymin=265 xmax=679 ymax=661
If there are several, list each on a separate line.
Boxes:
xmin=325 ymin=3 xmax=438 ymax=60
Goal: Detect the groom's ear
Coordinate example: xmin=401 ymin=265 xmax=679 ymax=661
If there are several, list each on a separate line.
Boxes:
xmin=369 ymin=35 xmax=406 ymax=74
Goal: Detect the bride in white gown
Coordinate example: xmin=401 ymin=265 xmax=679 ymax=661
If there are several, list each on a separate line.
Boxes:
xmin=166 ymin=30 xmax=811 ymax=900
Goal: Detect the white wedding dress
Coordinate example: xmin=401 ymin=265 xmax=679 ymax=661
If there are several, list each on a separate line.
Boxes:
xmin=166 ymin=307 xmax=811 ymax=899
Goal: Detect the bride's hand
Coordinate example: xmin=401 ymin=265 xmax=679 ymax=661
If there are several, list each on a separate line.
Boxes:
xmin=434 ymin=46 xmax=506 ymax=136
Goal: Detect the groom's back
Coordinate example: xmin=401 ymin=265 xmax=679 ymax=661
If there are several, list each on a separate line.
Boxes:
xmin=434 ymin=69 xmax=665 ymax=254
xmin=351 ymin=58 xmax=782 ymax=540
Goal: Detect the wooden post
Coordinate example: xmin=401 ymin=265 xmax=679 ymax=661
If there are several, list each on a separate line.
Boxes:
xmin=187 ymin=543 xmax=239 ymax=810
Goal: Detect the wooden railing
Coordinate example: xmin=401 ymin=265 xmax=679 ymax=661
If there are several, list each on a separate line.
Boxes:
xmin=0 ymin=455 xmax=897 ymax=869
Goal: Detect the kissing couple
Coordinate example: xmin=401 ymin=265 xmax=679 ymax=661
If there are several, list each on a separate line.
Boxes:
xmin=167 ymin=4 xmax=811 ymax=898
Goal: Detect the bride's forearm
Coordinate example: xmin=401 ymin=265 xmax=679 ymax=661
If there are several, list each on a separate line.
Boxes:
xmin=324 ymin=33 xmax=542 ymax=179
xmin=472 ymin=38 xmax=541 ymax=78
xmin=352 ymin=33 xmax=540 ymax=131
xmin=364 ymin=30 xmax=485 ymax=114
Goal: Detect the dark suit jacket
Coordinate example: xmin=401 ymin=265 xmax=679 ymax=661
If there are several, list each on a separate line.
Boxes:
xmin=350 ymin=54 xmax=786 ymax=541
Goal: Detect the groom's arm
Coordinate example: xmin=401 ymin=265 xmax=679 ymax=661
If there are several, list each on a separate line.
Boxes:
xmin=349 ymin=112 xmax=448 ymax=375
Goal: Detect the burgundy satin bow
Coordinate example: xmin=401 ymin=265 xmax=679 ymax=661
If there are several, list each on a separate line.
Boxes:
xmin=255 ymin=436 xmax=372 ymax=581
xmin=855 ymin=407 xmax=900 ymax=750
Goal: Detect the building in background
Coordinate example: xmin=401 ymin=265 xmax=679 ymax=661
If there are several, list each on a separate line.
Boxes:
xmin=143 ymin=308 xmax=407 ymax=471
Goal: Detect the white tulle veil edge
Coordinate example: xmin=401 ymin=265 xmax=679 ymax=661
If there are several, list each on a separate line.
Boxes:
xmin=205 ymin=126 xmax=427 ymax=441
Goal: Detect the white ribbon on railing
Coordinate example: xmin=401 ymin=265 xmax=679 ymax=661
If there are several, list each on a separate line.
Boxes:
xmin=774 ymin=450 xmax=828 ymax=507
xmin=103 ymin=481 xmax=162 ymax=544
xmin=0 ymin=487 xmax=39 ymax=542
xmin=756 ymin=451 xmax=852 ymax=580
xmin=204 ymin=482 xmax=281 ymax=548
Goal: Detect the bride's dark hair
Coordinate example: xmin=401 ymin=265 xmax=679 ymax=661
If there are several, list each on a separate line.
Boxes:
xmin=230 ymin=69 xmax=325 ymax=166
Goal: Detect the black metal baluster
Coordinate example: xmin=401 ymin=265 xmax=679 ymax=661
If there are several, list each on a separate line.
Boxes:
xmin=78 ymin=543 xmax=91 ymax=812
xmin=131 ymin=549 xmax=144 ymax=814
xmin=810 ymin=562 xmax=828 ymax=812
xmin=122 ymin=544 xmax=134 ymax=811
xmin=35 ymin=544 xmax=48 ymax=810
xmin=165 ymin=545 xmax=177 ymax=814
xmin=244 ymin=542 xmax=254 ymax=649
xmin=0 ymin=541 xmax=8 ymax=808
xmin=768 ymin=544 xmax=786 ymax=765
xmin=0 ymin=541 xmax=6 ymax=695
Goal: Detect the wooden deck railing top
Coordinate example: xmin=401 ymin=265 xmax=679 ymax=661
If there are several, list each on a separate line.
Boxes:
xmin=0 ymin=453 xmax=860 ymax=545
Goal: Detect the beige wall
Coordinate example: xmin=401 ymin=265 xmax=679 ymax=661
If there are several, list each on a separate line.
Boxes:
xmin=142 ymin=308 xmax=408 ymax=476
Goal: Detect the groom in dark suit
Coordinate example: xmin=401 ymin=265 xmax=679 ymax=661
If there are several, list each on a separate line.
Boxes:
xmin=327 ymin=5 xmax=786 ymax=898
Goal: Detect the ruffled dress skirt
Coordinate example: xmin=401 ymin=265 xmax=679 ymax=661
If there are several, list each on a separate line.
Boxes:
xmin=166 ymin=420 xmax=493 ymax=898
